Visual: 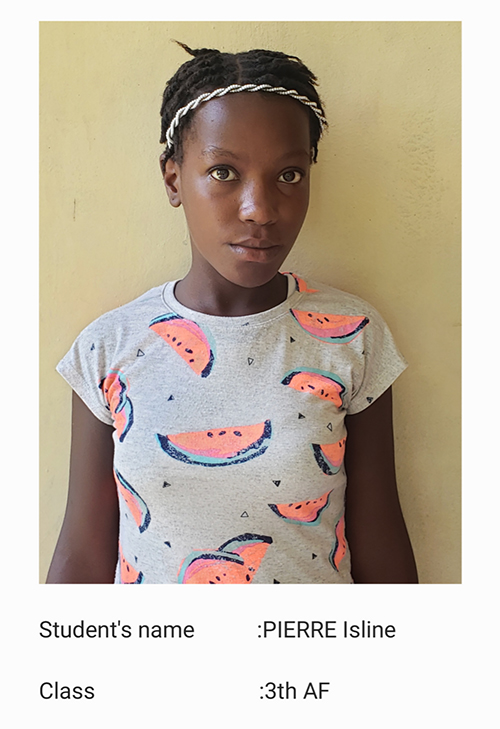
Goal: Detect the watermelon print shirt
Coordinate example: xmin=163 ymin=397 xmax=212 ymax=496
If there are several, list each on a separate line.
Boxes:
xmin=56 ymin=273 xmax=407 ymax=584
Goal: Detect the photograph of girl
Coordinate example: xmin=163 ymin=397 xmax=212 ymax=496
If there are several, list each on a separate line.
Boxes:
xmin=40 ymin=22 xmax=460 ymax=585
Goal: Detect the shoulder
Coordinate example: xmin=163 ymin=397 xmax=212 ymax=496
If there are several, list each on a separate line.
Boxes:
xmin=58 ymin=281 xmax=172 ymax=374
xmin=68 ymin=283 xmax=171 ymax=356
xmin=288 ymin=274 xmax=407 ymax=413
xmin=290 ymin=273 xmax=387 ymax=324
xmin=82 ymin=284 xmax=168 ymax=336
xmin=56 ymin=282 xmax=173 ymax=422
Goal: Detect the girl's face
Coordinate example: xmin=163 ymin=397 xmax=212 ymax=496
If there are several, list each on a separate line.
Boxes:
xmin=163 ymin=92 xmax=312 ymax=290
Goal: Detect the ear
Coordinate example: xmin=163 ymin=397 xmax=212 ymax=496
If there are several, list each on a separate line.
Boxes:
xmin=160 ymin=154 xmax=182 ymax=208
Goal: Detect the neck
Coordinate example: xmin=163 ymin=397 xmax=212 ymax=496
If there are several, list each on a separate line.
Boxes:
xmin=174 ymin=268 xmax=289 ymax=317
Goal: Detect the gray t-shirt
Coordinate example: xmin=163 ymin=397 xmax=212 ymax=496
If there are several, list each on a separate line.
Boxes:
xmin=57 ymin=273 xmax=407 ymax=584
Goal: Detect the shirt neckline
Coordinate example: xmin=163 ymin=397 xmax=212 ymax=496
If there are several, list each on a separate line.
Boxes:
xmin=161 ymin=273 xmax=303 ymax=329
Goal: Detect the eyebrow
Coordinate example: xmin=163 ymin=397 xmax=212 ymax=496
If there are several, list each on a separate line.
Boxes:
xmin=199 ymin=146 xmax=239 ymax=160
xmin=199 ymin=146 xmax=311 ymax=162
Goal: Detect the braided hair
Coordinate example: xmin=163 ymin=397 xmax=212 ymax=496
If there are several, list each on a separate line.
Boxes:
xmin=160 ymin=42 xmax=327 ymax=170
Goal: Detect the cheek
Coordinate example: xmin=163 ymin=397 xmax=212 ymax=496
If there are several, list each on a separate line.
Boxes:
xmin=183 ymin=178 xmax=230 ymax=215
xmin=286 ymin=188 xmax=310 ymax=229
xmin=181 ymin=190 xmax=213 ymax=230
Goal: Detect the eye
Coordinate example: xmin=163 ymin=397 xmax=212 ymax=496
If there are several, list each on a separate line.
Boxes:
xmin=209 ymin=167 xmax=237 ymax=181
xmin=278 ymin=169 xmax=303 ymax=184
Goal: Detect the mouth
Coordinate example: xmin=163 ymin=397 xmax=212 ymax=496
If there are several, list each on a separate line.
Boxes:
xmin=229 ymin=241 xmax=281 ymax=262
xmin=231 ymin=238 xmax=278 ymax=250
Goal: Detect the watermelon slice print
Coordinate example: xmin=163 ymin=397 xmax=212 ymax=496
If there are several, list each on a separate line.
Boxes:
xmin=149 ymin=313 xmax=215 ymax=377
xmin=157 ymin=420 xmax=272 ymax=467
xmin=329 ymin=514 xmax=347 ymax=571
xmin=114 ymin=470 xmax=151 ymax=533
xmin=99 ymin=370 xmax=134 ymax=442
xmin=290 ymin=309 xmax=369 ymax=343
xmin=282 ymin=272 xmax=319 ymax=293
xmin=268 ymin=490 xmax=333 ymax=525
xmin=118 ymin=542 xmax=144 ymax=584
xmin=281 ymin=367 xmax=346 ymax=408
xmin=311 ymin=438 xmax=346 ymax=475
xmin=178 ymin=533 xmax=273 ymax=584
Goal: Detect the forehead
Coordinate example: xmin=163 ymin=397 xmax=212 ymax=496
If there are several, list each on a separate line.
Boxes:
xmin=184 ymin=93 xmax=311 ymax=158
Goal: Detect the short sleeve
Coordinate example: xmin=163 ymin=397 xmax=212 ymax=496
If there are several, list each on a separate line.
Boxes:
xmin=346 ymin=308 xmax=408 ymax=415
xmin=56 ymin=323 xmax=114 ymax=426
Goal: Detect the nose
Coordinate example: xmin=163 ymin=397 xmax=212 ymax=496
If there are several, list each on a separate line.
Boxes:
xmin=238 ymin=179 xmax=278 ymax=227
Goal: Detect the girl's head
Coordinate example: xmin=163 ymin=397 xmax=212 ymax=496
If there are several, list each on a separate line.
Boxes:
xmin=159 ymin=44 xmax=327 ymax=290
xmin=160 ymin=43 xmax=327 ymax=167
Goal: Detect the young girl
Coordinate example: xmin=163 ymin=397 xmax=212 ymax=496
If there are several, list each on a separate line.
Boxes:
xmin=47 ymin=43 xmax=418 ymax=585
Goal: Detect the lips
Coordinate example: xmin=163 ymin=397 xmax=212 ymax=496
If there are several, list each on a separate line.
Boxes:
xmin=229 ymin=240 xmax=281 ymax=262
xmin=231 ymin=238 xmax=278 ymax=250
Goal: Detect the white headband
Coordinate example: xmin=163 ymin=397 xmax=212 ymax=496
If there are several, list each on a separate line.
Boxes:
xmin=165 ymin=83 xmax=327 ymax=149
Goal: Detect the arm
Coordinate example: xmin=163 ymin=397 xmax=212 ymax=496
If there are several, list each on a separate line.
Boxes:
xmin=344 ymin=387 xmax=418 ymax=583
xmin=46 ymin=392 xmax=119 ymax=584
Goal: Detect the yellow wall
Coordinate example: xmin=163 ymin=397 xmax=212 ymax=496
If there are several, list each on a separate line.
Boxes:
xmin=40 ymin=21 xmax=461 ymax=583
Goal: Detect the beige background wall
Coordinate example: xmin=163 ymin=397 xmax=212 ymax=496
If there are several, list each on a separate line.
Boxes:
xmin=40 ymin=21 xmax=461 ymax=583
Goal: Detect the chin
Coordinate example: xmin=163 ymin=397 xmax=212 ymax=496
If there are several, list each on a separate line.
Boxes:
xmin=226 ymin=263 xmax=283 ymax=289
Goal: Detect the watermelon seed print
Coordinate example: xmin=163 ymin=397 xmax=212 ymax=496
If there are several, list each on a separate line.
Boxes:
xmin=366 ymin=396 xmax=373 ymax=403
xmin=248 ymin=357 xmax=254 ymax=365
xmin=178 ymin=533 xmax=273 ymax=584
xmin=272 ymin=480 xmax=281 ymax=487
xmin=241 ymin=511 xmax=249 ymax=518
xmin=137 ymin=349 xmax=145 ymax=357
xmin=298 ymin=413 xmax=305 ymax=419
